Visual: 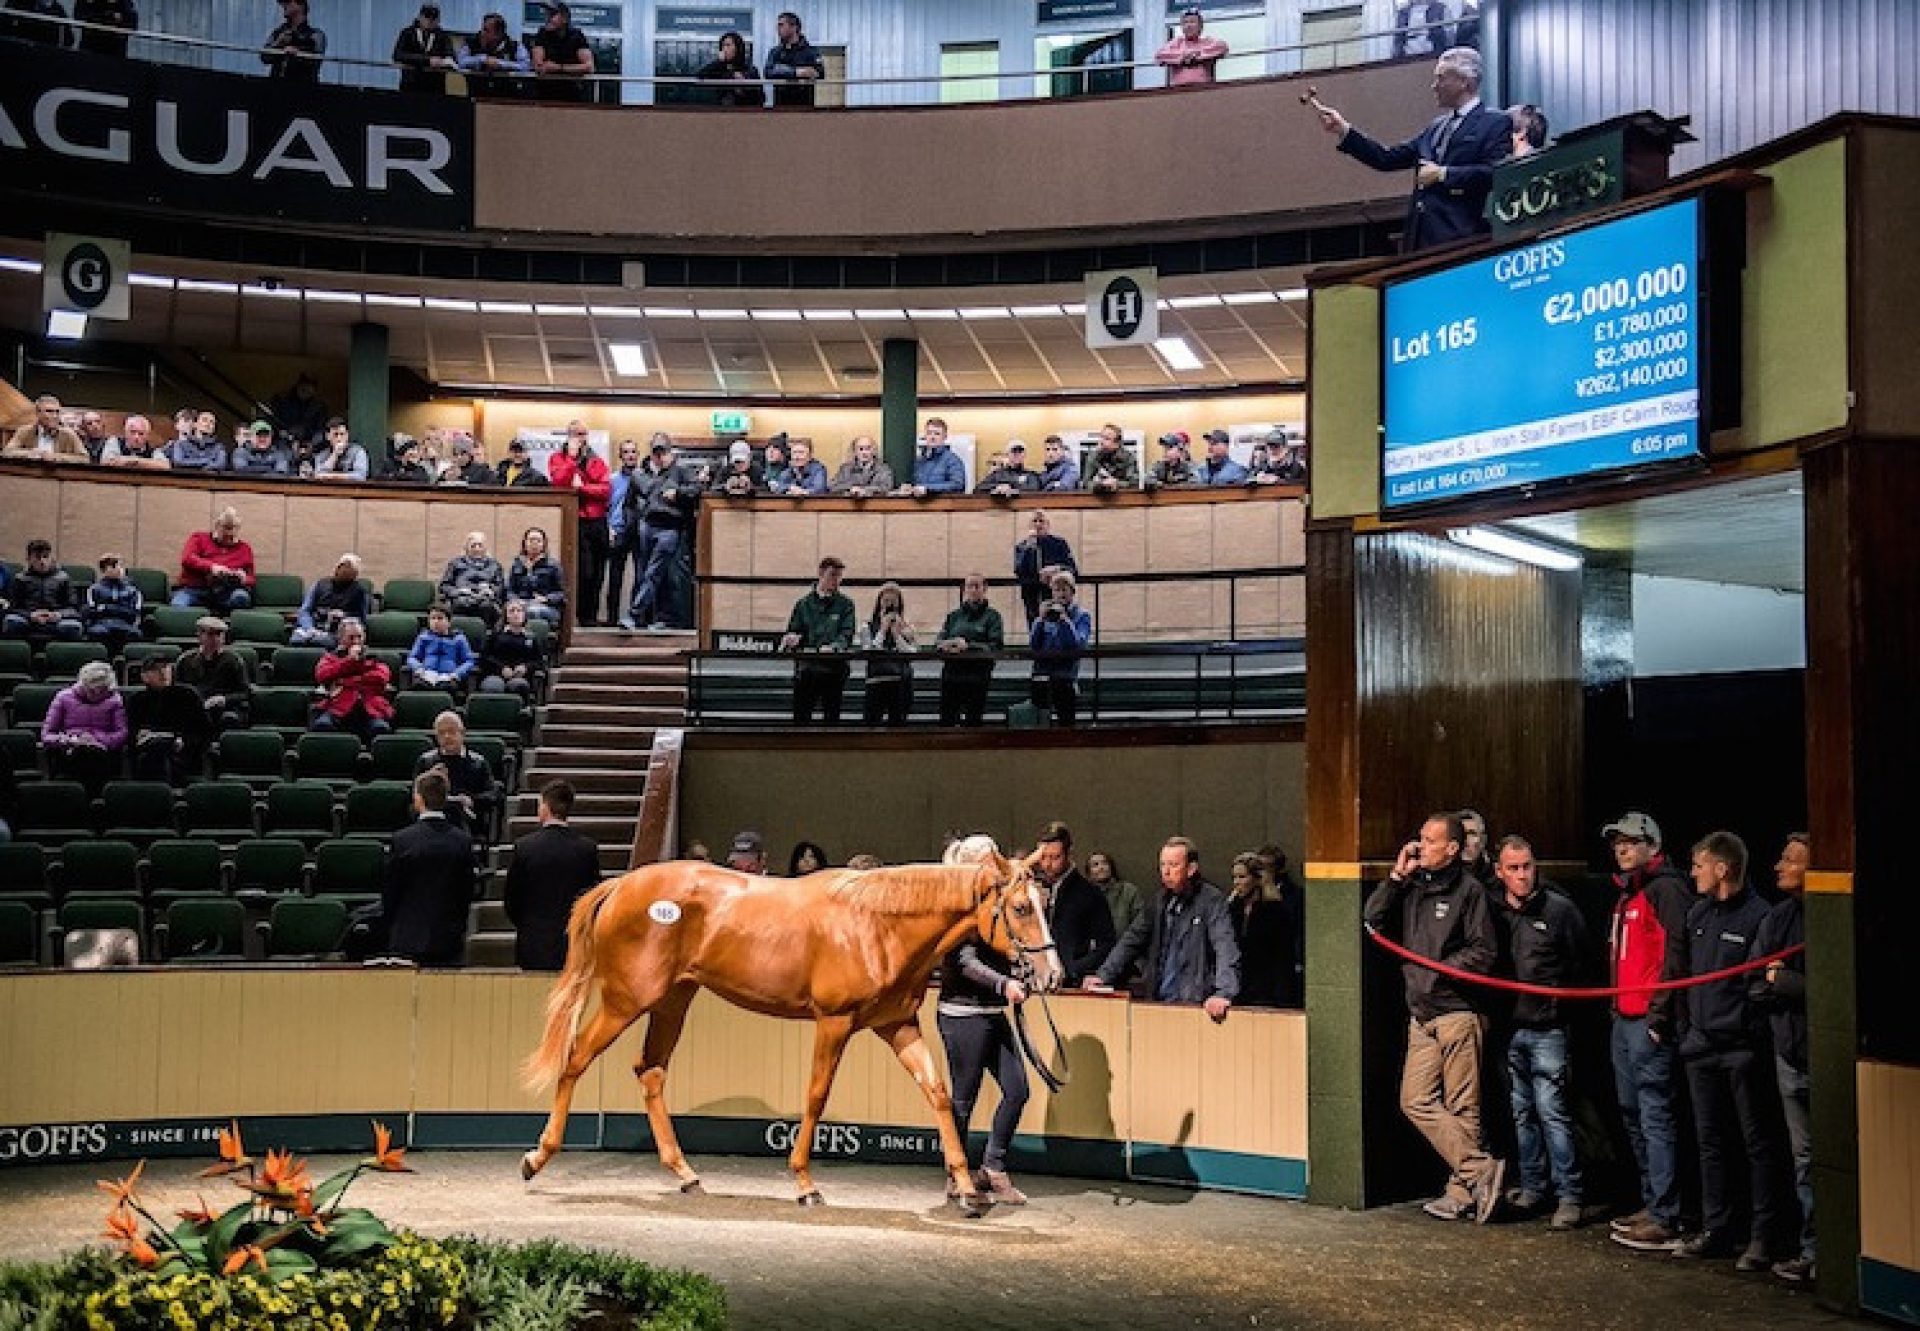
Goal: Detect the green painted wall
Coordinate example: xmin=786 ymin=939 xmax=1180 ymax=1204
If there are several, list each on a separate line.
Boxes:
xmin=1306 ymin=284 xmax=1382 ymax=521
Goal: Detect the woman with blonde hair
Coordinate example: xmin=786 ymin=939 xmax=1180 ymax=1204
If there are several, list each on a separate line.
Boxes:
xmin=1228 ymin=850 xmax=1296 ymax=1008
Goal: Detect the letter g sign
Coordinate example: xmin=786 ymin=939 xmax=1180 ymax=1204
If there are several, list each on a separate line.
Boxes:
xmin=45 ymin=233 xmax=131 ymax=320
xmin=62 ymin=243 xmax=112 ymax=310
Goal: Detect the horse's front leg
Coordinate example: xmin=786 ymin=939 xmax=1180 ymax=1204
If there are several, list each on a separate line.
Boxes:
xmin=791 ymin=1015 xmax=854 ymax=1205
xmin=877 ymin=1018 xmax=984 ymax=1215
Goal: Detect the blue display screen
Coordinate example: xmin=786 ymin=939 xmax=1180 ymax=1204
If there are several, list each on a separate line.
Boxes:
xmin=1382 ymin=198 xmax=1703 ymax=511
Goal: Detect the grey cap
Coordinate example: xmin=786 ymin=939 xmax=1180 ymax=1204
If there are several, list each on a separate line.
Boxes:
xmin=1602 ymin=811 xmax=1662 ymax=844
xmin=729 ymin=829 xmax=764 ymax=855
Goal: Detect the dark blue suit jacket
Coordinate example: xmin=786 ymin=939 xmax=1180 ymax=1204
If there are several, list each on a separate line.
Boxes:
xmin=1339 ymin=102 xmax=1512 ymax=252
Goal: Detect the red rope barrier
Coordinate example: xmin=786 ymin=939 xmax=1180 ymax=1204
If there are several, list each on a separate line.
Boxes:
xmin=1362 ymin=925 xmax=1805 ymax=1000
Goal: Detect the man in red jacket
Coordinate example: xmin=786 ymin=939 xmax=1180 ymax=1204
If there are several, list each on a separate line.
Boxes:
xmin=171 ymin=507 xmax=256 ymax=614
xmin=547 ymin=422 xmax=612 ymax=626
xmin=1605 ymin=810 xmax=1698 ymax=1253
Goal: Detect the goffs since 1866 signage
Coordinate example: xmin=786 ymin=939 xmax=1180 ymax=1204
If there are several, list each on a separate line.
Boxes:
xmin=0 ymin=41 xmax=473 ymax=231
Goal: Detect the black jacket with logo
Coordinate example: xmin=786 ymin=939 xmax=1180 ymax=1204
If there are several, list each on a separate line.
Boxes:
xmin=1673 ymin=886 xmax=1774 ymax=1057
xmin=1364 ymin=861 xmax=1497 ymax=1022
xmin=1495 ymin=882 xmax=1592 ymax=1029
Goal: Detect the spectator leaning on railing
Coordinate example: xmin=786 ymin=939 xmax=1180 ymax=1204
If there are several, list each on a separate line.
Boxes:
xmin=74 ymin=0 xmax=138 ymax=58
xmin=262 ymin=0 xmax=326 ymax=83
xmin=935 ymin=573 xmax=1002 ymax=727
xmin=764 ymin=9 xmax=824 ymax=108
xmin=392 ymin=1 xmax=458 ymax=94
xmin=529 ymin=1 xmax=593 ymax=103
xmin=459 ymin=11 xmax=531 ymax=98
xmin=3 ymin=395 xmax=86 ymax=464
xmin=1156 ymin=7 xmax=1228 ymax=87
xmin=829 ymin=435 xmax=893 ymax=496
xmin=98 ymin=413 xmax=169 ymax=469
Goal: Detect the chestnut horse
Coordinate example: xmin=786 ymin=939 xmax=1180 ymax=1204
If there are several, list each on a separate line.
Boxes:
xmin=521 ymin=839 xmax=1061 ymax=1210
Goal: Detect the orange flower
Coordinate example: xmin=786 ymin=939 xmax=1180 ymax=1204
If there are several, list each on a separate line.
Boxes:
xmin=101 ymin=1205 xmax=141 ymax=1245
xmin=368 ymin=1121 xmax=412 ymax=1173
xmin=128 ymin=1236 xmax=162 ymax=1269
xmin=222 ymin=1245 xmax=268 ymax=1276
xmin=200 ymin=1120 xmax=252 ymax=1178
xmin=177 ymin=1194 xmax=218 ymax=1225
xmin=95 ymin=1160 xmax=146 ymax=1208
xmin=244 ymin=1148 xmax=313 ymax=1206
xmin=292 ymin=1188 xmax=328 ymax=1235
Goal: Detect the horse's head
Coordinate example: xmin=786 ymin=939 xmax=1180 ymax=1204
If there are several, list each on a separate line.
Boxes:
xmin=950 ymin=839 xmax=1063 ymax=993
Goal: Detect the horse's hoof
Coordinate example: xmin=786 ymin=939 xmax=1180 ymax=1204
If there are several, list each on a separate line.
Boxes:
xmin=954 ymin=1195 xmax=988 ymax=1219
xmin=680 ymin=1179 xmax=705 ymax=1195
xmin=519 ymin=1151 xmax=542 ymax=1182
xmin=797 ymin=1190 xmax=825 ymax=1207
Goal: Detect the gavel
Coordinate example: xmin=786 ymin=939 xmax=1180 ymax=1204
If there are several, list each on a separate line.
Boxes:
xmin=1299 ymin=85 xmax=1329 ymax=115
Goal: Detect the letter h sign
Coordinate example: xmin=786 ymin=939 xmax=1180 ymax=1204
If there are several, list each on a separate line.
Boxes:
xmin=1085 ymin=267 xmax=1159 ymax=349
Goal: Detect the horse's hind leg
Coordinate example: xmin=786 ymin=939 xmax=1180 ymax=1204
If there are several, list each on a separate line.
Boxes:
xmin=635 ymin=982 xmax=703 ymax=1192
xmin=877 ymin=1018 xmax=984 ymax=1215
xmin=523 ymin=999 xmax=639 ymax=1180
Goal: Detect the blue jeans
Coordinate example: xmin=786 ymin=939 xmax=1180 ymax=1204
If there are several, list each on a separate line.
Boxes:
xmin=1508 ymin=1026 xmax=1582 ymax=1202
xmin=1776 ymin=1056 xmax=1815 ymax=1259
xmin=1611 ymin=1014 xmax=1681 ymax=1226
xmin=171 ymin=586 xmax=253 ymax=613
xmin=628 ymin=524 xmax=682 ymax=627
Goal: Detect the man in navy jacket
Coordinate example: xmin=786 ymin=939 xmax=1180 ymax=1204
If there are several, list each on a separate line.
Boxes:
xmin=1314 ymin=46 xmax=1511 ymax=252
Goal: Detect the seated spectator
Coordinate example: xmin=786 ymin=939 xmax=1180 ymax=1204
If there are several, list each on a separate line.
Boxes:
xmin=172 ymin=507 xmax=256 ymax=615
xmin=0 ymin=540 xmax=83 ymax=640
xmin=508 ymin=527 xmax=567 ymax=625
xmin=975 ymin=441 xmax=1041 ymax=497
xmin=935 ymin=573 xmax=1003 ymax=727
xmin=528 ymin=0 xmax=594 ymax=101
xmin=697 ymin=30 xmax=765 ymax=107
xmin=760 ymin=435 xmax=793 ymax=493
xmin=167 ymin=410 xmax=228 ymax=472
xmin=494 ymin=438 xmax=550 ymax=487
xmin=1086 ymin=849 xmax=1143 ymax=940
xmin=829 ymin=434 xmax=894 ymax=496
xmin=1195 ymin=430 xmax=1250 ymax=486
xmin=780 ymin=556 xmax=856 ymax=724
xmin=458 ymin=11 xmax=531 ymax=98
xmin=857 ymin=581 xmax=916 ymax=726
xmin=413 ymin=710 xmax=497 ymax=840
xmin=40 ymin=661 xmax=128 ymax=794
xmin=98 ymin=414 xmax=170 ymax=469
xmin=772 ymin=438 xmax=829 ymax=496
xmin=392 ymin=1 xmax=457 ymax=94
xmin=1226 ymin=851 xmax=1294 ymax=1008
xmin=1038 ymin=434 xmax=1080 ymax=491
xmin=268 ymin=373 xmax=330 ymax=450
xmin=1156 ymin=6 xmax=1228 ymax=85
xmin=725 ymin=829 xmax=767 ymax=873
xmin=2 ymin=395 xmax=87 ymax=463
xmin=83 ymin=553 xmax=144 ymax=653
xmin=713 ymin=439 xmax=763 ymax=496
xmin=175 ymin=616 xmax=251 ymax=731
xmin=381 ymin=436 xmax=435 ymax=483
xmin=1088 ymin=837 xmax=1238 ymax=1019
xmin=1085 ymin=424 xmax=1140 ymax=492
xmin=788 ymin=841 xmax=828 ymax=876
xmin=290 ymin=554 xmax=371 ymax=649
xmin=406 ymin=605 xmax=478 ymax=693
xmin=478 ymin=598 xmax=546 ymax=698
xmin=1147 ymin=433 xmax=1196 ymax=488
xmin=439 ymin=532 xmax=507 ymax=626
xmin=1014 ymin=510 xmax=1078 ymax=627
xmin=440 ymin=436 xmax=495 ymax=485
xmin=226 ymin=419 xmax=292 ymax=476
xmin=1028 ymin=570 xmax=1092 ymax=727
xmin=310 ymin=417 xmax=370 ymax=481
xmin=311 ymin=618 xmax=393 ymax=742
xmin=902 ymin=418 xmax=966 ymax=497
xmin=262 ymin=0 xmax=326 ymax=82
xmin=76 ymin=410 xmax=111 ymax=464
xmin=126 ymin=653 xmax=210 ymax=785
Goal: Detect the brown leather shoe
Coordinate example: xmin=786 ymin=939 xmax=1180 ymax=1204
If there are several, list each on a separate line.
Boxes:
xmin=978 ymin=1169 xmax=1028 ymax=1206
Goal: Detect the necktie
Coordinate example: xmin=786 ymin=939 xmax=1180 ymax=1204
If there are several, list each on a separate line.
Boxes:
xmin=1434 ymin=111 xmax=1462 ymax=161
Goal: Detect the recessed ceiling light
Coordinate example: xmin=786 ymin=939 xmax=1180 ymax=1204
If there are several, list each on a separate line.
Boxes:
xmin=535 ymin=304 xmax=589 ymax=318
xmin=1221 ymin=291 xmax=1276 ymax=305
xmin=752 ymin=309 xmax=805 ymax=321
xmin=608 ymin=342 xmax=648 ymax=377
xmin=1277 ymin=288 xmax=1308 ymax=302
xmin=128 ymin=272 xmax=174 ymax=289
xmin=1447 ymin=527 xmax=1583 ymax=571
xmin=1059 ymin=302 xmax=1087 ymax=316
xmin=47 ymin=309 xmax=86 ymax=340
xmin=480 ymin=300 xmax=535 ymax=315
xmin=638 ymin=306 xmax=695 ymax=319
xmin=304 ymin=289 xmax=362 ymax=304
xmin=365 ymin=293 xmax=422 ymax=308
xmin=906 ymin=308 xmax=960 ymax=320
xmin=1168 ymin=295 xmax=1223 ymax=309
xmin=803 ymin=309 xmax=856 ymax=321
xmin=424 ymin=297 xmax=478 ymax=312
xmin=0 ymin=257 xmax=43 ymax=275
xmin=242 ymin=284 xmax=301 ymax=300
xmin=697 ymin=308 xmax=751 ymax=320
xmin=854 ymin=308 xmax=908 ymax=320
xmin=1010 ymin=304 xmax=1064 ymax=318
xmin=958 ymin=306 xmax=1012 ymax=320
xmin=1153 ymin=336 xmax=1204 ymax=371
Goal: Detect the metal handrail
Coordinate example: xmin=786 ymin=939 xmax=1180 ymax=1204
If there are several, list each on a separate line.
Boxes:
xmin=14 ymin=13 xmax=1464 ymax=95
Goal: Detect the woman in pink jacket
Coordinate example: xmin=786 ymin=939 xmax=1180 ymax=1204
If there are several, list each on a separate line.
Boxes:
xmin=42 ymin=660 xmax=129 ymax=792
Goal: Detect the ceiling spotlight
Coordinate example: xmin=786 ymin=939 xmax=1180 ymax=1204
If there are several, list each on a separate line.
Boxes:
xmin=47 ymin=309 xmax=87 ymax=340
xmin=608 ymin=342 xmax=648 ymax=377
xmin=1153 ymin=336 xmax=1204 ymax=371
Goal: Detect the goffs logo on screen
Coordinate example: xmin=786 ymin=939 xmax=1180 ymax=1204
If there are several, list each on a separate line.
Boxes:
xmin=1492 ymin=240 xmax=1567 ymax=287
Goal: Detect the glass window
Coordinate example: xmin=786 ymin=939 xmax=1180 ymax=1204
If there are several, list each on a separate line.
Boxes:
xmin=940 ymin=41 xmax=1000 ymax=104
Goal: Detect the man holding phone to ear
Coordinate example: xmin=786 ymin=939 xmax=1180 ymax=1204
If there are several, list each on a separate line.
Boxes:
xmin=1364 ymin=811 xmax=1506 ymax=1222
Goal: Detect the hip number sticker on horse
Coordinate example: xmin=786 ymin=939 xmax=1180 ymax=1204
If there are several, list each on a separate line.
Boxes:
xmin=649 ymin=901 xmax=682 ymax=925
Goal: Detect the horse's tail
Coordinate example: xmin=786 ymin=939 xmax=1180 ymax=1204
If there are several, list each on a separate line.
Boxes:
xmin=521 ymin=879 xmax=620 ymax=1090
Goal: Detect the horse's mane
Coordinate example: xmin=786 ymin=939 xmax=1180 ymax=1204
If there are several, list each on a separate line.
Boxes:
xmin=824 ymin=863 xmax=991 ymax=916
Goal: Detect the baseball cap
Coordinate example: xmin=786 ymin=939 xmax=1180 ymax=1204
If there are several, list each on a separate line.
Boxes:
xmin=650 ymin=437 xmax=672 ymax=454
xmin=1006 ymin=440 xmax=1026 ymax=454
xmin=1204 ymin=428 xmax=1230 ymax=444
xmin=729 ymin=830 xmax=764 ymax=856
xmin=1264 ymin=427 xmax=1289 ymax=445
xmin=250 ymin=419 xmax=273 ymax=435
xmin=728 ymin=440 xmax=751 ymax=462
xmin=195 ymin=616 xmax=228 ymax=634
xmin=1602 ymin=811 xmax=1662 ymax=844
xmin=1157 ymin=431 xmax=1190 ymax=448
